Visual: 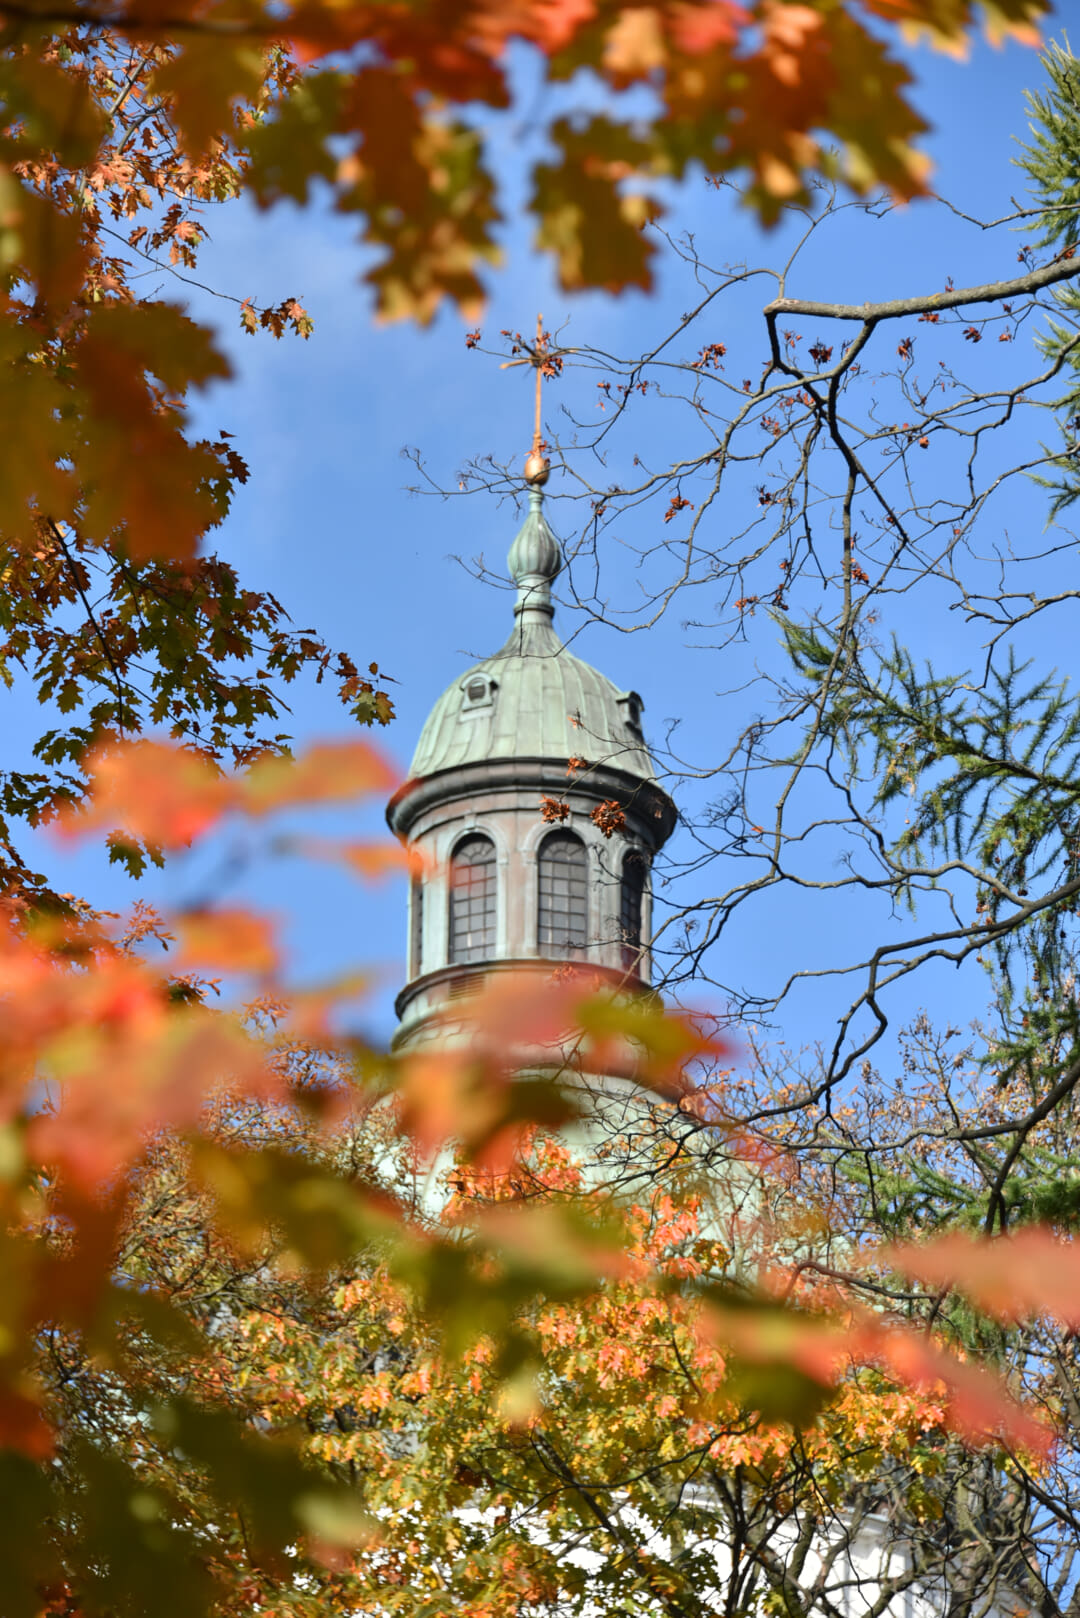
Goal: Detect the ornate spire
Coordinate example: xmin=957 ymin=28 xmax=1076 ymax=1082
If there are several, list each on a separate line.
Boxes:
xmin=508 ymin=485 xmax=561 ymax=621
xmin=500 ymin=311 xmax=560 ymax=624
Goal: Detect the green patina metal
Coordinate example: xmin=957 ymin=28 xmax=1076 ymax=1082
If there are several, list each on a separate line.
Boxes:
xmin=409 ymin=488 xmax=656 ymax=784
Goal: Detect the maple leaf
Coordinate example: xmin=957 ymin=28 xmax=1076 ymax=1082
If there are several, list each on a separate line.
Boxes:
xmin=532 ymin=118 xmax=662 ymax=293
xmin=74 ymin=303 xmax=232 ymax=560
xmin=151 ymin=39 xmax=266 ymax=160
xmin=0 ymin=168 xmax=88 ymax=311
xmin=0 ymin=1390 xmax=55 ymax=1461
xmin=350 ymin=118 xmax=502 ymax=322
xmin=244 ymin=70 xmax=344 ymax=206
xmin=348 ymin=839 xmax=428 ymax=879
xmin=62 ymin=739 xmax=230 ymax=849
xmin=602 ymin=6 xmax=668 ymax=80
xmin=0 ymin=55 xmax=106 ymax=169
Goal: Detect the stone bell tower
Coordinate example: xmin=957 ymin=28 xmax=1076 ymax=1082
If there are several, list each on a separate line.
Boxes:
xmin=387 ymin=470 xmax=677 ymax=1054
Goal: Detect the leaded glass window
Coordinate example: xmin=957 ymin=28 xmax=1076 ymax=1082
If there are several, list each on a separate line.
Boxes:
xmin=449 ymin=835 xmax=496 ymax=964
xmin=620 ymin=851 xmax=647 ymax=970
xmin=538 ymin=831 xmax=588 ymax=957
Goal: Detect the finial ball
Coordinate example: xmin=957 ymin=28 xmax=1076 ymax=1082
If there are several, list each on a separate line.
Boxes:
xmin=524 ymin=449 xmax=550 ymax=486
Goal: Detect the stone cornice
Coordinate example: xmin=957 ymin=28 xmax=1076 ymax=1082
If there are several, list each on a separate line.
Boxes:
xmin=393 ymin=954 xmax=654 ymax=1025
xmin=387 ymin=756 xmax=678 ymax=848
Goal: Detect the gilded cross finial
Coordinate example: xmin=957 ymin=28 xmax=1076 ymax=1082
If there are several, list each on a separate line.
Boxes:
xmin=501 ymin=313 xmax=560 ymax=487
xmin=524 ymin=313 xmax=549 ymax=485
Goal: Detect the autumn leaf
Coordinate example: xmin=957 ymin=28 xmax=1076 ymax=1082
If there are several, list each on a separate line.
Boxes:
xmin=532 ymin=119 xmax=662 ymax=293
xmin=334 ymin=840 xmax=427 ymax=880
xmin=341 ymin=66 xmax=429 ymax=215
xmin=245 ymin=71 xmax=344 ymax=206
xmin=356 ymin=119 xmax=502 ymax=323
xmin=173 ymin=909 xmax=280 ymax=974
xmin=885 ymin=1227 xmax=1080 ymax=1328
xmin=28 ymin=998 xmax=275 ymax=1190
xmin=0 ymin=1389 xmax=55 ymax=1461
xmin=151 ymin=38 xmax=266 ymax=159
xmin=0 ymin=320 xmax=73 ymax=535
xmin=863 ymin=1320 xmax=1050 ymax=1456
xmin=0 ymin=167 xmax=88 ymax=309
xmin=74 ymin=303 xmax=232 ymax=559
xmin=242 ymin=739 xmax=397 ymax=812
xmin=870 ymin=0 xmax=1046 ymax=52
xmin=700 ymin=1294 xmax=1050 ymax=1455
xmin=601 ymin=6 xmax=668 ymax=80
xmin=60 ymin=739 xmax=230 ymax=849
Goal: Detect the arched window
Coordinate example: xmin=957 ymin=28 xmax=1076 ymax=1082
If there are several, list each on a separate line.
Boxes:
xmin=620 ymin=851 xmax=647 ymax=970
xmin=449 ymin=835 xmax=496 ymax=964
xmin=538 ymin=831 xmax=588 ymax=957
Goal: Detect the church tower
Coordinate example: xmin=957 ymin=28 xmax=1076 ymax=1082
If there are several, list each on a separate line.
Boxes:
xmin=387 ymin=467 xmax=677 ymax=1054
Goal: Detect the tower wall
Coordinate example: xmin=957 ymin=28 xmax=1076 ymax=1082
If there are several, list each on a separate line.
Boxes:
xmin=388 ymin=757 xmax=675 ymax=1053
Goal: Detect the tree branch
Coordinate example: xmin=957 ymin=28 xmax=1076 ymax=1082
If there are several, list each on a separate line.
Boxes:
xmin=47 ymin=518 xmax=131 ymax=735
xmin=764 ymin=253 xmax=1080 ymax=325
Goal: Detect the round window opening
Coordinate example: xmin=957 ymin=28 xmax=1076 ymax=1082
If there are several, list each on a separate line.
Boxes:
xmin=466 ymin=678 xmax=487 ymax=702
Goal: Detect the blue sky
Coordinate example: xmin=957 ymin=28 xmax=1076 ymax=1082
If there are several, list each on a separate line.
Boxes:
xmin=23 ymin=28 xmax=1071 ymax=1059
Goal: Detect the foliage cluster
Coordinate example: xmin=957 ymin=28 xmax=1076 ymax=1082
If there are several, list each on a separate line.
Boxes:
xmin=6 ymin=7 xmax=1080 ymax=1618
xmin=0 ymin=736 xmax=1074 ymax=1618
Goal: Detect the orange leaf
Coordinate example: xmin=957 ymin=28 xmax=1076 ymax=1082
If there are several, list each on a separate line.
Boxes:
xmin=173 ymin=909 xmax=279 ymax=974
xmin=242 ymin=741 xmax=397 ymax=813
xmin=0 ymin=166 xmax=88 ymax=308
xmin=28 ymin=995 xmax=278 ymax=1190
xmin=602 ymin=7 xmax=666 ymax=78
xmin=700 ymin=1298 xmax=1050 ymax=1456
xmin=288 ymin=838 xmax=430 ymax=881
xmin=863 ymin=1321 xmax=1050 ymax=1457
xmin=396 ymin=1051 xmax=483 ymax=1160
xmin=341 ymin=841 xmax=426 ymax=880
xmin=58 ymin=739 xmax=231 ymax=848
xmin=886 ymin=1227 xmax=1080 ymax=1328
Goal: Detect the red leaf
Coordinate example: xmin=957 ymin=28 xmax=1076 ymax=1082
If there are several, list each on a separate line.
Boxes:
xmin=0 ymin=1389 xmax=55 ymax=1460
xmin=886 ymin=1227 xmax=1080 ymax=1329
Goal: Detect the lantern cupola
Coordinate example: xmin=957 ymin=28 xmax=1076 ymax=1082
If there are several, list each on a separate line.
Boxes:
xmin=387 ymin=481 xmax=676 ymax=1054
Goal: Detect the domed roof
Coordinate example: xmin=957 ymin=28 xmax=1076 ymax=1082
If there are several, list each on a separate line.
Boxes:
xmin=408 ymin=491 xmax=657 ymax=784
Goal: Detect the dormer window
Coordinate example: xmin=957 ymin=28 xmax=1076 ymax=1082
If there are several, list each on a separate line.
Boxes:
xmin=462 ymin=675 xmax=495 ymax=711
xmin=617 ymin=691 xmax=644 ymax=738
